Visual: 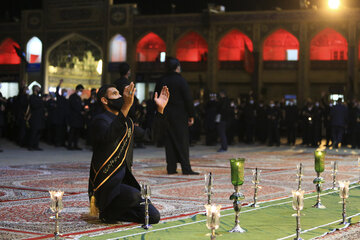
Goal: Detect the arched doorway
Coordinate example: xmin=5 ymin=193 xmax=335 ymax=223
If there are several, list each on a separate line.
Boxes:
xmin=0 ymin=38 xmax=21 ymax=64
xmin=176 ymin=31 xmax=208 ymax=62
xmin=310 ymin=28 xmax=348 ymax=60
xmin=263 ymin=29 xmax=299 ymax=61
xmin=45 ymin=34 xmax=103 ymax=95
xmin=217 ymin=30 xmax=253 ymax=70
xmin=218 ymin=29 xmax=253 ymax=61
xmin=136 ymin=32 xmax=166 ymax=62
xmin=109 ymin=34 xmax=127 ymax=62
xmin=26 ymin=36 xmax=42 ymax=64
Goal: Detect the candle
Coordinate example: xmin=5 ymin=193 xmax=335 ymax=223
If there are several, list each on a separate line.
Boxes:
xmin=338 ymin=181 xmax=350 ymax=199
xmin=230 ymin=158 xmax=245 ymax=186
xmin=314 ymin=150 xmax=325 ymax=173
xmin=292 ymin=190 xmax=304 ymax=211
xmin=205 ymin=204 xmax=221 ymax=230
xmin=49 ymin=190 xmax=64 ymax=213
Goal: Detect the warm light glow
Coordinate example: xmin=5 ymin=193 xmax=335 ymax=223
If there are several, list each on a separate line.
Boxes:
xmin=328 ymin=0 xmax=340 ymax=10
xmin=96 ymin=60 xmax=103 ymax=75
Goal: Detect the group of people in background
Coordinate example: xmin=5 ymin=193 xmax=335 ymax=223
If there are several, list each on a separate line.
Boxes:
xmin=196 ymin=93 xmax=357 ymax=151
xmin=0 ymin=76 xmax=359 ymax=154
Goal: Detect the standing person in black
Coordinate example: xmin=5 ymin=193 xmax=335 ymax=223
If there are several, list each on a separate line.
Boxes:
xmin=302 ymin=101 xmax=316 ymax=146
xmin=155 ymin=57 xmax=199 ymax=175
xmin=330 ymin=98 xmax=348 ymax=148
xmin=15 ymin=87 xmax=29 ymax=147
xmin=216 ymin=90 xmax=232 ymax=152
xmin=256 ymin=100 xmax=267 ymax=144
xmin=88 ymin=82 xmax=167 ymax=224
xmin=244 ymin=98 xmax=256 ymax=144
xmin=285 ymin=99 xmax=298 ymax=145
xmin=352 ymin=100 xmax=360 ymax=148
xmin=55 ymin=80 xmax=69 ymax=147
xmin=68 ymin=84 xmax=85 ymax=150
xmin=204 ymin=93 xmax=218 ymax=146
xmin=45 ymin=92 xmax=57 ymax=145
xmin=28 ymin=85 xmax=45 ymax=151
xmin=313 ymin=101 xmax=323 ymax=146
xmin=267 ymin=100 xmax=281 ymax=146
xmin=0 ymin=91 xmax=6 ymax=152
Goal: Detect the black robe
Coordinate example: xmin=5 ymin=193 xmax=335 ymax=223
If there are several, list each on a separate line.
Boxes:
xmin=155 ymin=72 xmax=195 ymax=174
xmin=88 ymin=110 xmax=139 ymax=212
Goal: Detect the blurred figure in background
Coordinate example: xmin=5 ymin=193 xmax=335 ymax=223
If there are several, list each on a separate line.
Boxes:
xmin=28 ymin=85 xmax=45 ymax=151
xmin=204 ymin=93 xmax=217 ymax=146
xmin=216 ymin=90 xmax=231 ymax=152
xmin=330 ymin=98 xmax=348 ymax=148
xmin=68 ymin=84 xmax=85 ymax=150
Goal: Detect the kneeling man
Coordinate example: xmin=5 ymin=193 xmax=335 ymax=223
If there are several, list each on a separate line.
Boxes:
xmin=88 ymin=82 xmax=169 ymax=224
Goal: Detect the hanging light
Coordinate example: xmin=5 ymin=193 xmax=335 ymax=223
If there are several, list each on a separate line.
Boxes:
xmin=328 ymin=0 xmax=341 ymax=10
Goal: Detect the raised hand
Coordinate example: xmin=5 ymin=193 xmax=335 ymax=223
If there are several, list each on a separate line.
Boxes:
xmin=123 ymin=82 xmax=136 ymax=108
xmin=154 ymin=86 xmax=169 ymax=114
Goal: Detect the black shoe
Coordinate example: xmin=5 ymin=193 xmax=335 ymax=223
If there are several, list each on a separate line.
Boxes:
xmin=73 ymin=147 xmax=82 ymax=150
xmin=28 ymin=147 xmax=33 ymax=151
xmin=183 ymin=171 xmax=200 ymax=175
xmin=34 ymin=147 xmax=43 ymax=151
xmin=0 ymin=149 xmax=3 ymax=152
xmin=167 ymin=171 xmax=178 ymax=175
xmin=217 ymin=148 xmax=227 ymax=152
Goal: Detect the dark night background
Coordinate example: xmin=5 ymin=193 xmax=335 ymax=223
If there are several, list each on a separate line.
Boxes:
xmin=1 ymin=0 xmax=360 ymax=22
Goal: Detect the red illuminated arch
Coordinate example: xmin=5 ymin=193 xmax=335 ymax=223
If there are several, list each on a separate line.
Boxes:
xmin=0 ymin=38 xmax=21 ymax=64
xmin=310 ymin=28 xmax=348 ymax=61
xmin=263 ymin=29 xmax=299 ymax=61
xmin=175 ymin=31 xmax=208 ymax=62
xmin=218 ymin=30 xmax=253 ymax=61
xmin=136 ymin=32 xmax=166 ymax=62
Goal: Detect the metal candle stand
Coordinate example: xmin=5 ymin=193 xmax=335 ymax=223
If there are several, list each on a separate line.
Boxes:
xmin=297 ymin=163 xmax=303 ymax=190
xmin=312 ymin=172 xmax=325 ymax=208
xmin=140 ymin=183 xmax=152 ymax=230
xmin=205 ymin=172 xmax=214 ymax=205
xmin=250 ymin=168 xmax=261 ymax=208
xmin=331 ymin=161 xmax=338 ymax=190
xmin=49 ymin=190 xmax=64 ymax=240
xmin=229 ymin=185 xmax=246 ymax=233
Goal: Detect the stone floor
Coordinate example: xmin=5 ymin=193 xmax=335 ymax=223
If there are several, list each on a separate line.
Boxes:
xmin=0 ymin=138 xmax=359 ymax=239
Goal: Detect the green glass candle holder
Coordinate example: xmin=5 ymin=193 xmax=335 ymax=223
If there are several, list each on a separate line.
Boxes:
xmin=314 ymin=150 xmax=325 ymax=173
xmin=230 ymin=158 xmax=245 ymax=186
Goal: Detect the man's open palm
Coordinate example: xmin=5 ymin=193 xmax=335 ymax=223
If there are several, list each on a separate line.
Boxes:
xmin=154 ymin=86 xmax=170 ymax=113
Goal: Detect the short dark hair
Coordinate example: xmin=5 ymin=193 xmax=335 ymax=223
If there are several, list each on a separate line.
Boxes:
xmin=32 ymin=85 xmax=40 ymax=91
xmin=97 ymin=84 xmax=116 ymax=102
xmin=166 ymin=57 xmax=180 ymax=72
xmin=119 ymin=62 xmax=130 ymax=76
xmin=76 ymin=84 xmax=84 ymax=91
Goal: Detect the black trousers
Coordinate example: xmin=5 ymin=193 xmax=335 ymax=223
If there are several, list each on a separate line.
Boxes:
xmin=101 ymin=184 xmax=160 ymax=224
xmin=164 ymin=130 xmax=192 ymax=174
xmin=287 ymin=124 xmax=296 ymax=145
xmin=29 ymin=127 xmax=41 ymax=148
xmin=217 ymin=121 xmax=227 ymax=150
xmin=68 ymin=127 xmax=81 ymax=148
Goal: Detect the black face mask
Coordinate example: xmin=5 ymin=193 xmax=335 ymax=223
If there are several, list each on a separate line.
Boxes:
xmin=106 ymin=97 xmax=124 ymax=111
